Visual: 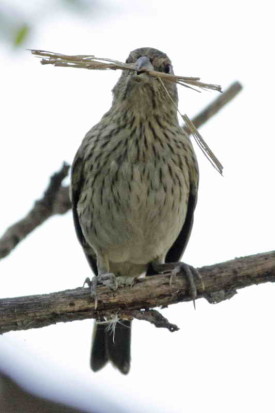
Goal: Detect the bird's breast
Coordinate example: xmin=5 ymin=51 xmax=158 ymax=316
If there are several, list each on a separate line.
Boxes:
xmin=78 ymin=122 xmax=193 ymax=264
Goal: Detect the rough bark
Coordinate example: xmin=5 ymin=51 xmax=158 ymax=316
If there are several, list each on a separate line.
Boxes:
xmin=1 ymin=250 xmax=274 ymax=334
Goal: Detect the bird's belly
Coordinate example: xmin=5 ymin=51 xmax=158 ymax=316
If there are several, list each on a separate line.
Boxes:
xmin=79 ymin=160 xmax=189 ymax=264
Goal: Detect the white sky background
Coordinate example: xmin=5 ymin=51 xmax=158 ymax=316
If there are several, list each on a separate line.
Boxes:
xmin=1 ymin=0 xmax=275 ymax=412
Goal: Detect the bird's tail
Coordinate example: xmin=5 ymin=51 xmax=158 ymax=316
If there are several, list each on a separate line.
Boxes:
xmin=90 ymin=320 xmax=131 ymax=374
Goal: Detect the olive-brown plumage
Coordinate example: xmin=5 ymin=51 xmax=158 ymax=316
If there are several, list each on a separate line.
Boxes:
xmin=71 ymin=47 xmax=199 ymax=374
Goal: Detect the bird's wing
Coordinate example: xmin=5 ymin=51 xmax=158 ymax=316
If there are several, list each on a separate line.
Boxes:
xmin=71 ymin=151 xmax=98 ymax=275
xmin=165 ymin=168 xmax=198 ymax=263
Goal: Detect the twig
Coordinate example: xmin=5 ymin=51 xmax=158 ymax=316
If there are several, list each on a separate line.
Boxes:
xmin=1 ymin=250 xmax=275 ymax=334
xmin=189 ymin=81 xmax=243 ymax=130
xmin=120 ymin=309 xmax=179 ymax=332
xmin=0 ymin=163 xmax=70 ymax=259
xmin=0 ymin=82 xmax=242 ymax=260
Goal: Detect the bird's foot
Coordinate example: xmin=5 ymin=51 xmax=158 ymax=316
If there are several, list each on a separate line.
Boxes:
xmin=83 ymin=274 xmax=117 ymax=290
xmin=171 ymin=263 xmax=203 ymax=308
xmin=93 ymin=272 xmax=118 ymax=292
xmin=152 ymin=262 xmax=203 ymax=308
xmin=116 ymin=275 xmax=137 ymax=288
xmin=84 ymin=273 xmax=117 ymax=309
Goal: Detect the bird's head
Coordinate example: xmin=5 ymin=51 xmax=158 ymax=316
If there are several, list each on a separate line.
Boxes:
xmin=112 ymin=47 xmax=178 ymax=115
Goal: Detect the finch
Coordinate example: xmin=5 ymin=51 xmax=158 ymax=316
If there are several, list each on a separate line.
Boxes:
xmin=71 ymin=47 xmax=199 ymax=374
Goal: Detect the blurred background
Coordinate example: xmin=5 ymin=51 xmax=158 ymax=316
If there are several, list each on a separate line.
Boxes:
xmin=1 ymin=0 xmax=275 ymax=411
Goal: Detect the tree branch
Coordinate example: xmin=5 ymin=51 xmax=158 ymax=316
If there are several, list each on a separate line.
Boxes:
xmin=0 ymin=163 xmax=70 ymax=259
xmin=188 ymin=81 xmax=242 ymax=130
xmin=0 ymin=81 xmax=242 ymax=260
xmin=1 ymin=250 xmax=274 ymax=334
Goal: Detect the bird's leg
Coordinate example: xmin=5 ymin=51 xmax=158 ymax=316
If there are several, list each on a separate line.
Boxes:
xmin=85 ymin=254 xmax=118 ymax=303
xmin=151 ymin=260 xmax=202 ymax=307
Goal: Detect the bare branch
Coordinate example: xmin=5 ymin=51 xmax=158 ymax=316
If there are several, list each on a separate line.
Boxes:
xmin=187 ymin=81 xmax=243 ymax=131
xmin=0 ymin=82 xmax=242 ymax=260
xmin=1 ymin=250 xmax=274 ymax=334
xmin=0 ymin=163 xmax=70 ymax=259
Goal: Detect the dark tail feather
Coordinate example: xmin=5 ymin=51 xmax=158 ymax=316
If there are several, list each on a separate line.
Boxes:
xmin=90 ymin=321 xmax=131 ymax=374
xmin=90 ymin=323 xmax=108 ymax=372
xmin=107 ymin=321 xmax=131 ymax=374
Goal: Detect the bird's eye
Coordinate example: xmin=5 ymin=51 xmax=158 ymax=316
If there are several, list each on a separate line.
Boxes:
xmin=163 ymin=64 xmax=172 ymax=74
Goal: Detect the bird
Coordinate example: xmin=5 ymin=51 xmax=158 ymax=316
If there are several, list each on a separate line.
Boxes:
xmin=71 ymin=47 xmax=199 ymax=374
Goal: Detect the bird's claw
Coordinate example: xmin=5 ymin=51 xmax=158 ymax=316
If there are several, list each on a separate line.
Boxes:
xmin=92 ymin=272 xmax=118 ymax=296
xmin=151 ymin=261 xmax=203 ymax=308
xmin=171 ymin=263 xmax=203 ymax=308
xmin=83 ymin=277 xmax=92 ymax=288
xmin=83 ymin=273 xmax=117 ymax=309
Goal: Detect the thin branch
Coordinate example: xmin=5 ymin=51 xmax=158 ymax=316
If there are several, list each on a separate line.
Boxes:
xmin=0 ymin=163 xmax=70 ymax=259
xmin=187 ymin=81 xmax=243 ymax=131
xmin=1 ymin=250 xmax=274 ymax=334
xmin=125 ymin=309 xmax=180 ymax=332
xmin=0 ymin=82 xmax=242 ymax=260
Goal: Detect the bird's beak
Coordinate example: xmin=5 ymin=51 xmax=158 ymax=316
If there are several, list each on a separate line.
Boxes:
xmin=135 ymin=56 xmax=154 ymax=74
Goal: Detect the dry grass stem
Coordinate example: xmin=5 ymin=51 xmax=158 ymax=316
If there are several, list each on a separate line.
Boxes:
xmin=30 ymin=49 xmax=222 ymax=93
xmin=158 ymin=77 xmax=223 ymax=175
xmin=31 ymin=49 xmax=224 ymax=174
xmin=183 ymin=115 xmax=223 ymax=175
